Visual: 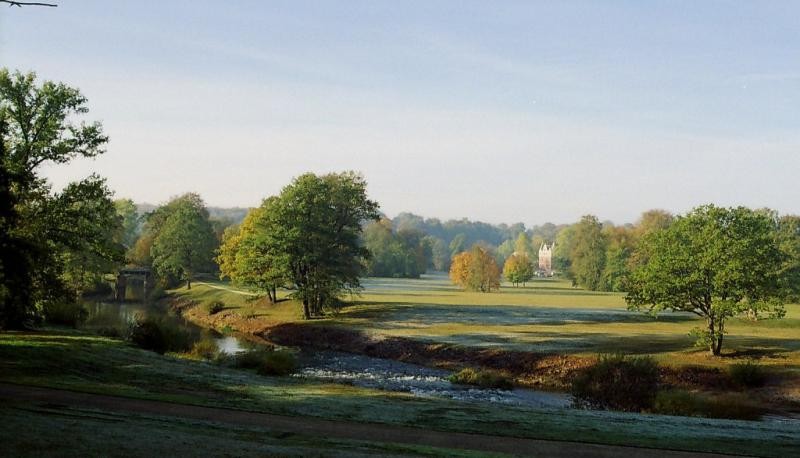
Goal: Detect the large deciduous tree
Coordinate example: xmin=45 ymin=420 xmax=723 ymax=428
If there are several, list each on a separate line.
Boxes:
xmin=1 ymin=69 xmax=121 ymax=328
xmin=503 ymin=252 xmax=534 ymax=287
xmin=150 ymin=194 xmax=217 ymax=289
xmin=259 ymin=172 xmax=379 ymax=319
xmin=217 ymin=200 xmax=286 ymax=304
xmin=626 ymin=205 xmax=788 ymax=356
xmin=450 ymin=245 xmax=501 ymax=292
xmin=569 ymin=215 xmax=607 ymax=290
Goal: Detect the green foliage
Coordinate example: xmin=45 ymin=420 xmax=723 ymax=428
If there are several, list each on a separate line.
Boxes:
xmin=204 ymin=300 xmax=225 ymax=315
xmin=114 ymin=198 xmax=140 ymax=250
xmin=233 ymin=348 xmax=296 ymax=376
xmin=128 ymin=315 xmax=193 ymax=354
xmin=0 ymin=69 xmax=123 ymax=329
xmin=41 ymin=301 xmax=88 ymax=328
xmin=217 ymin=204 xmax=284 ymax=304
xmin=626 ymin=205 xmax=789 ymax=355
xmin=652 ymin=390 xmax=704 ymax=417
xmin=363 ymin=218 xmax=428 ymax=278
xmin=729 ymin=361 xmax=767 ymax=388
xmin=502 ymin=252 xmax=534 ymax=286
xmin=653 ymin=390 xmax=765 ymax=421
xmin=571 ymin=354 xmax=660 ymax=412
xmin=513 ymin=232 xmax=534 ymax=259
xmin=775 ymin=215 xmax=800 ymax=302
xmin=448 ymin=367 xmax=513 ymax=390
xmin=150 ymin=194 xmax=218 ymax=288
xmin=190 ymin=337 xmax=220 ymax=360
xmin=248 ymin=172 xmax=380 ymax=319
xmin=568 ymin=215 xmax=607 ymax=290
xmin=422 ymin=235 xmax=450 ymax=271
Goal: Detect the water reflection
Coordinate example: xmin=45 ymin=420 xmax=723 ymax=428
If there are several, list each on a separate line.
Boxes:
xmin=82 ymin=299 xmax=248 ymax=355
xmin=82 ymin=296 xmax=570 ymax=410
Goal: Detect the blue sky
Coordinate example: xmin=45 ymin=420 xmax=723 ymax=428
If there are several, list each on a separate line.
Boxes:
xmin=1 ymin=1 xmax=798 ymax=225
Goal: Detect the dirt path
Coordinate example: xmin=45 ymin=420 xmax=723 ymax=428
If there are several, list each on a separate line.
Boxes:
xmin=0 ymin=383 xmax=735 ymax=458
xmin=193 ymin=281 xmax=259 ymax=296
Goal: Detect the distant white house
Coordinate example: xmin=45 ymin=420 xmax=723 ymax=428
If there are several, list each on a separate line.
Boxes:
xmin=538 ymin=242 xmax=554 ymax=276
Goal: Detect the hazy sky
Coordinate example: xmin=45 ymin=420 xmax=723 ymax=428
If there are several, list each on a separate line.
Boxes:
xmin=2 ymin=1 xmax=798 ymax=226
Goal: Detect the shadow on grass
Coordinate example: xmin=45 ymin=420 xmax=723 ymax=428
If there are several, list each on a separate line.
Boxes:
xmin=343 ymin=302 xmax=699 ymax=327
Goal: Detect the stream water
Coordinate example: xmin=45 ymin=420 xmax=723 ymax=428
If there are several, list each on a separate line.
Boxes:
xmin=82 ymin=298 xmax=571 ymax=410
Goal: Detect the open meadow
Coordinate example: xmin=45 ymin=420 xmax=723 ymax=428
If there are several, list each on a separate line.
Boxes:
xmin=180 ymin=274 xmax=800 ymax=376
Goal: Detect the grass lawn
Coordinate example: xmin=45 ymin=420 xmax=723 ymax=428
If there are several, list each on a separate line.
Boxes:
xmin=2 ymin=330 xmax=799 ymax=457
xmin=175 ymin=275 xmax=800 ymax=376
xmin=0 ymin=403 xmax=488 ymax=458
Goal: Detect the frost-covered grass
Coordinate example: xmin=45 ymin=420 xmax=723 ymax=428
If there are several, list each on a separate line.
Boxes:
xmin=2 ymin=330 xmax=799 ymax=456
xmin=175 ymin=275 xmax=800 ymax=374
xmin=0 ymin=404 xmax=483 ymax=458
xmin=329 ymin=275 xmax=800 ymax=371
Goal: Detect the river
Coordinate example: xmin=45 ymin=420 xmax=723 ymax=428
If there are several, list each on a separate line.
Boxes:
xmin=82 ymin=298 xmax=571 ymax=410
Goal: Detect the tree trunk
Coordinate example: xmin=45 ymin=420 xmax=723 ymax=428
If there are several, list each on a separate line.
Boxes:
xmin=302 ymin=299 xmax=310 ymax=320
xmin=708 ymin=317 xmax=717 ymax=356
xmin=186 ymin=279 xmax=191 ymax=290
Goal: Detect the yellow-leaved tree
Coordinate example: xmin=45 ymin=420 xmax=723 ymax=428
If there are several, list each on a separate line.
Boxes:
xmin=449 ymin=245 xmax=500 ymax=292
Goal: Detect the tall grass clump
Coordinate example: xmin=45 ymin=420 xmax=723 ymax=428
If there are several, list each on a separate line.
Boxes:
xmin=233 ymin=348 xmax=296 ymax=376
xmin=652 ymin=390 xmax=764 ymax=420
xmin=41 ymin=301 xmax=88 ymax=328
xmin=128 ymin=315 xmax=192 ymax=354
xmin=449 ymin=367 xmax=514 ymax=390
xmin=203 ymin=300 xmax=225 ymax=315
xmin=729 ymin=361 xmax=767 ymax=388
xmin=190 ymin=338 xmax=220 ymax=360
xmin=572 ymin=354 xmax=660 ymax=412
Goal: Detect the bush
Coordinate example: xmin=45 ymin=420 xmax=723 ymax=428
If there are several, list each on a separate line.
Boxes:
xmin=729 ymin=361 xmax=767 ymax=388
xmin=651 ymin=390 xmax=764 ymax=420
xmin=204 ymin=300 xmax=225 ymax=315
xmin=41 ymin=301 xmax=88 ymax=328
xmin=234 ymin=348 xmax=296 ymax=376
xmin=448 ymin=367 xmax=514 ymax=390
xmin=652 ymin=390 xmax=704 ymax=417
xmin=190 ymin=338 xmax=220 ymax=360
xmin=702 ymin=393 xmax=765 ymax=421
xmin=571 ymin=354 xmax=660 ymax=412
xmin=129 ymin=315 xmax=192 ymax=354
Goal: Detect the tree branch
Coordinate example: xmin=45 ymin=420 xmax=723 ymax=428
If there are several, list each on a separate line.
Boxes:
xmin=1 ymin=1 xmax=58 ymax=7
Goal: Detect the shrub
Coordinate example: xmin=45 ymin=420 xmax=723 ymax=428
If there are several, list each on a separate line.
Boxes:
xmin=729 ymin=361 xmax=767 ymax=388
xmin=258 ymin=350 xmax=296 ymax=376
xmin=129 ymin=315 xmax=192 ymax=354
xmin=190 ymin=338 xmax=220 ymax=360
xmin=234 ymin=348 xmax=296 ymax=376
xmin=702 ymin=393 xmax=765 ymax=421
xmin=204 ymin=300 xmax=225 ymax=315
xmin=449 ymin=367 xmax=514 ymax=390
xmin=571 ymin=354 xmax=660 ymax=412
xmin=652 ymin=390 xmax=764 ymax=420
xmin=41 ymin=301 xmax=88 ymax=328
xmin=652 ymin=390 xmax=704 ymax=417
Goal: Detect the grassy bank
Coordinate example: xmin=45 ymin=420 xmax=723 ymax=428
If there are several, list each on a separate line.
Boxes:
xmin=171 ymin=277 xmax=800 ymax=394
xmin=2 ymin=330 xmax=800 ymax=457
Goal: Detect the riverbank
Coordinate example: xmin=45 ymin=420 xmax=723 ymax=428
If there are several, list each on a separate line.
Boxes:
xmin=169 ymin=281 xmax=800 ymax=415
xmin=3 ymin=329 xmax=799 ymax=457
